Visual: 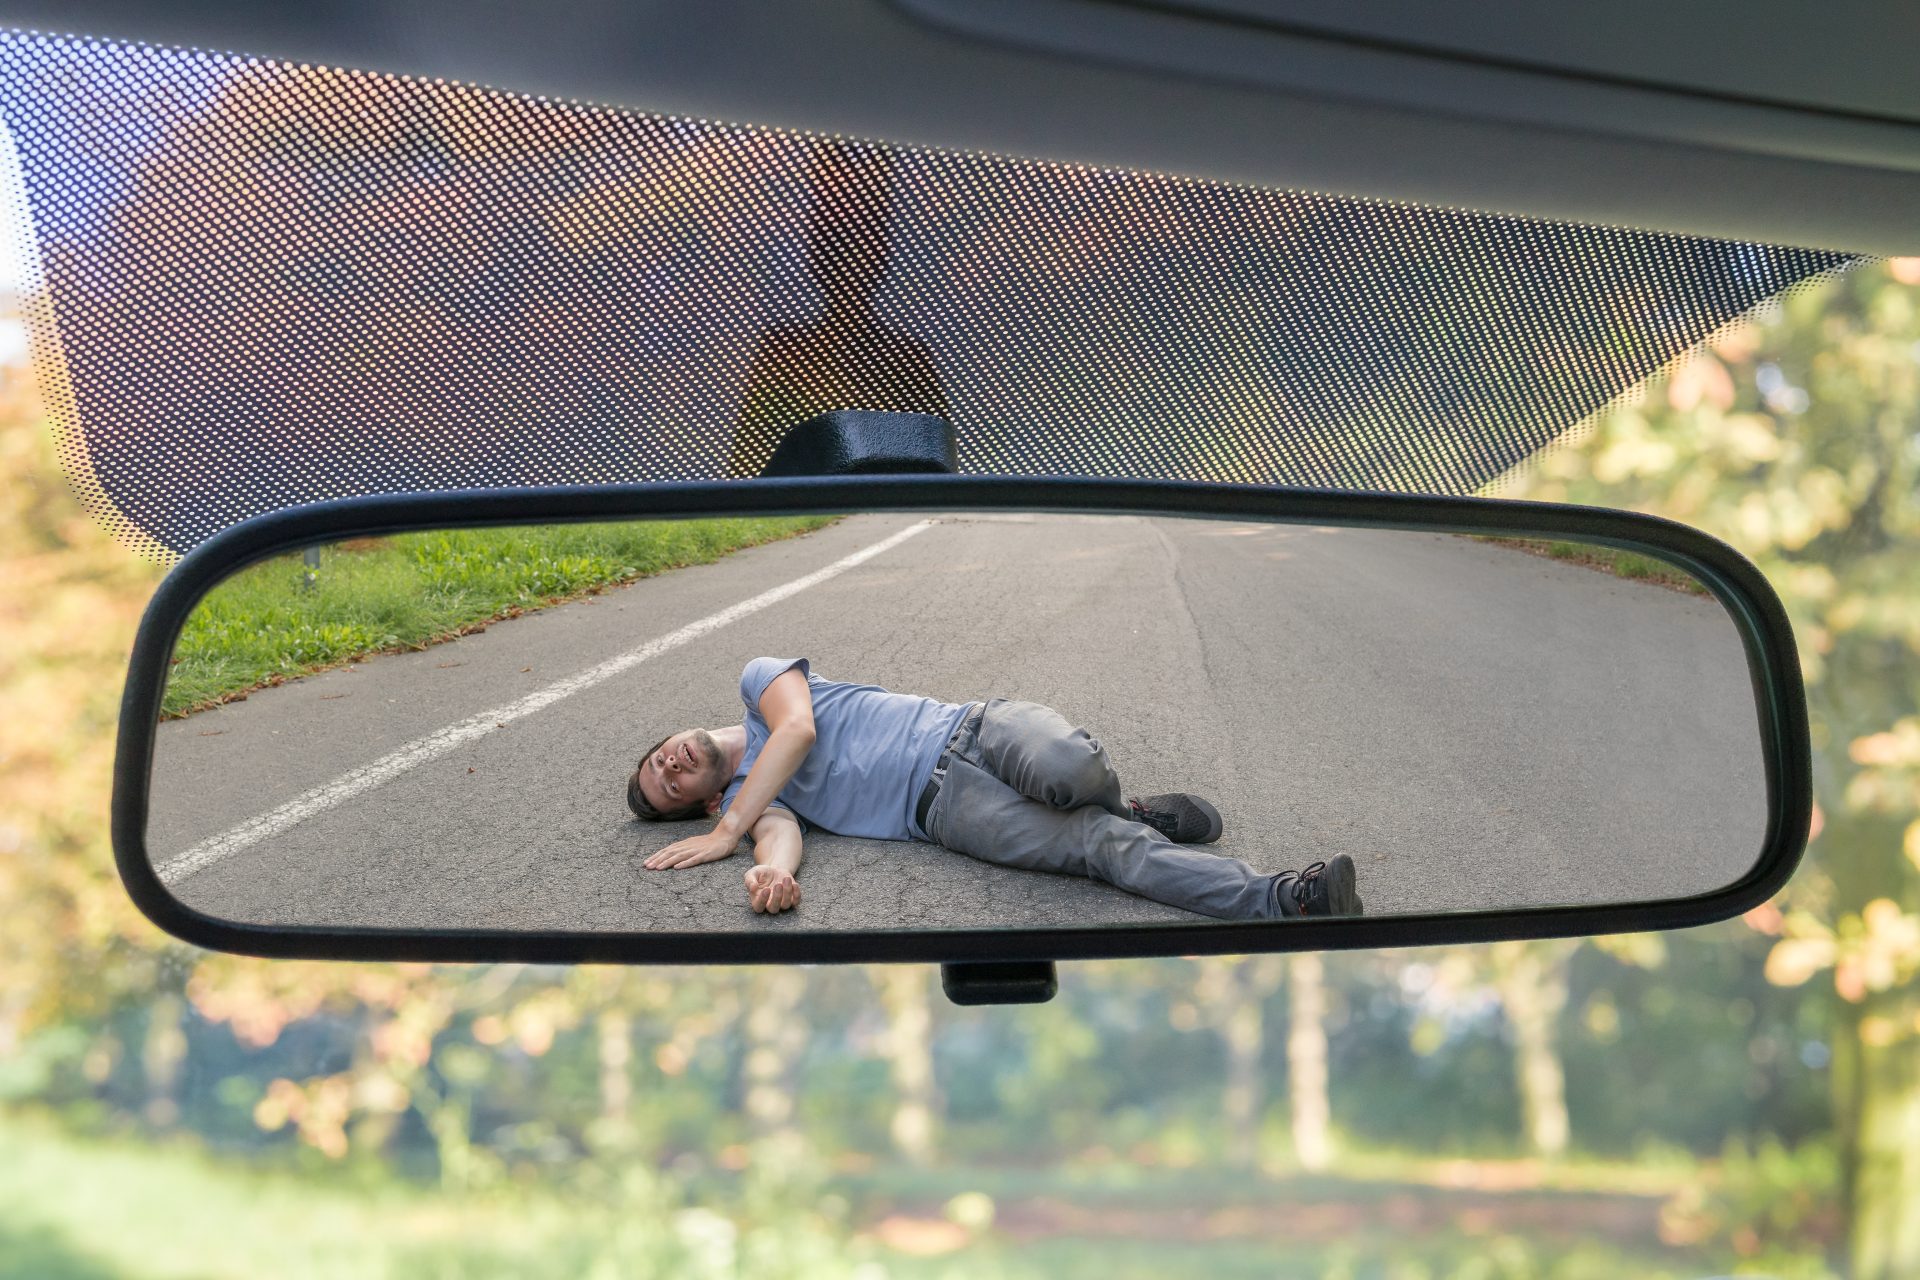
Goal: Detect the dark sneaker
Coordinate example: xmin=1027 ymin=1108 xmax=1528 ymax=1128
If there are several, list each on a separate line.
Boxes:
xmin=1274 ymin=855 xmax=1362 ymax=918
xmin=1129 ymin=793 xmax=1223 ymax=844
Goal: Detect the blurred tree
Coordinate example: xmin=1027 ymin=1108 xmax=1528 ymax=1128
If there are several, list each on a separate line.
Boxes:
xmin=871 ymin=965 xmax=940 ymax=1165
xmin=598 ymin=1008 xmax=633 ymax=1128
xmin=742 ymin=968 xmax=809 ymax=1150
xmin=1286 ymin=953 xmax=1333 ymax=1171
xmin=138 ymin=990 xmax=187 ymax=1129
xmin=1510 ymin=259 xmax=1920 ymax=1275
xmin=1486 ymin=940 xmax=1576 ymax=1158
xmin=1191 ymin=955 xmax=1292 ymax=1168
xmin=0 ymin=341 xmax=169 ymax=1098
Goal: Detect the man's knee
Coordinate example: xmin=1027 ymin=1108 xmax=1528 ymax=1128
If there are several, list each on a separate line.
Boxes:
xmin=981 ymin=700 xmax=1121 ymax=808
xmin=1042 ymin=735 xmax=1119 ymax=808
xmin=1067 ymin=743 xmax=1116 ymax=798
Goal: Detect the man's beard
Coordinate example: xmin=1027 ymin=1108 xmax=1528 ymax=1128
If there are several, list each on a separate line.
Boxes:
xmin=689 ymin=728 xmax=725 ymax=789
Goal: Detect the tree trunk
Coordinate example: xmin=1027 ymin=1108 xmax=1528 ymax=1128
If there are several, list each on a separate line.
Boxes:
xmin=140 ymin=991 xmax=187 ymax=1128
xmin=347 ymin=1036 xmax=402 ymax=1157
xmin=1287 ymin=953 xmax=1333 ymax=1172
xmin=0 ymin=992 xmax=24 ymax=1061
xmin=1194 ymin=956 xmax=1290 ymax=1169
xmin=873 ymin=966 xmax=939 ymax=1165
xmin=598 ymin=1010 xmax=632 ymax=1126
xmin=1846 ymin=995 xmax=1920 ymax=1279
xmin=1217 ymin=974 xmax=1264 ymax=1169
xmin=1490 ymin=940 xmax=1573 ymax=1158
xmin=742 ymin=968 xmax=810 ymax=1146
xmin=420 ymin=1086 xmax=476 ymax=1192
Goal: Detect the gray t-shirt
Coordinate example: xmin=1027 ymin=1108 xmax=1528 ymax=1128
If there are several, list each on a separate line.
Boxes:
xmin=720 ymin=657 xmax=972 ymax=841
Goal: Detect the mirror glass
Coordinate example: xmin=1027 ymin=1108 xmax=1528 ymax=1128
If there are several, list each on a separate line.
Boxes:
xmin=145 ymin=513 xmax=1770 ymax=932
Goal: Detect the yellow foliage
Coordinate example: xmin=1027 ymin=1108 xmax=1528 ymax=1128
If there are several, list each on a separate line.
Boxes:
xmin=1849 ymin=721 xmax=1920 ymax=767
xmin=1709 ymin=413 xmax=1783 ymax=465
xmin=1765 ymin=937 xmax=1834 ymax=988
xmin=250 ymin=1073 xmax=351 ymax=1157
xmin=351 ymin=1072 xmax=411 ymax=1115
xmin=1666 ymin=354 xmax=1736 ymax=413
xmin=1592 ymin=420 xmax=1678 ymax=484
xmin=1858 ymin=1015 xmax=1902 ymax=1047
xmin=1770 ymin=899 xmax=1920 ymax=1001
xmin=1857 ymin=899 xmax=1920 ymax=994
xmin=0 ymin=348 xmax=170 ymax=1034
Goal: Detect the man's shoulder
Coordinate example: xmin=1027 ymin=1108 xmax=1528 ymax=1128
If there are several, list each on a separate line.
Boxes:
xmin=741 ymin=655 xmax=809 ymax=692
xmin=742 ymin=656 xmax=810 ymax=678
xmin=739 ymin=659 xmax=817 ymax=725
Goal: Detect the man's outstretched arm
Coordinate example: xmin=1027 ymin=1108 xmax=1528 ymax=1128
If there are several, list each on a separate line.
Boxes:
xmin=744 ymin=808 xmax=804 ymax=913
xmin=717 ymin=667 xmax=816 ymax=843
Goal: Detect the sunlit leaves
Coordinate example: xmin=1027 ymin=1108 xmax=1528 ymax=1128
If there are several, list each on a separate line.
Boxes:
xmin=1511 ymin=262 xmax=1920 ymax=1006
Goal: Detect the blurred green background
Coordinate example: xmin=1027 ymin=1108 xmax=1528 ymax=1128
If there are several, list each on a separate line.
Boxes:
xmin=5 ymin=262 xmax=1920 ymax=1279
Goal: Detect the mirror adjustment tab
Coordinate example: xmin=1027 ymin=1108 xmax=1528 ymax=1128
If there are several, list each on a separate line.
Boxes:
xmin=941 ymin=961 xmax=1058 ymax=1006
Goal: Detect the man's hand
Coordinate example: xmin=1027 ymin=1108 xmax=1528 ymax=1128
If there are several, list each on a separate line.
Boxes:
xmin=644 ymin=828 xmax=740 ymax=870
xmin=745 ymin=864 xmax=801 ymax=913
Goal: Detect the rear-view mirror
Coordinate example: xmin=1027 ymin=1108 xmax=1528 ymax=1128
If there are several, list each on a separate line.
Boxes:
xmin=113 ymin=478 xmax=1810 ymax=966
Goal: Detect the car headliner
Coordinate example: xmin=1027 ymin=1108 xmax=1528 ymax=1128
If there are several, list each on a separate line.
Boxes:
xmin=6 ymin=0 xmax=1919 ymax=256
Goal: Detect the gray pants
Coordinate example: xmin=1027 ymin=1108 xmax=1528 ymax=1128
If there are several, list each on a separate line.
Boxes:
xmin=922 ymin=699 xmax=1281 ymax=921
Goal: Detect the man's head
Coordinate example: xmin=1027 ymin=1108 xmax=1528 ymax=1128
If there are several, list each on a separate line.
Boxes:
xmin=627 ymin=727 xmax=730 ymax=821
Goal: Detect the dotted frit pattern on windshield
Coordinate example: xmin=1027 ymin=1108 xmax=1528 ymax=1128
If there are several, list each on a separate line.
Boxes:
xmin=0 ymin=32 xmax=1860 ymax=557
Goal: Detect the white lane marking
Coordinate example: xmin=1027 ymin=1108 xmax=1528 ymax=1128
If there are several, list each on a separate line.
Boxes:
xmin=157 ymin=519 xmax=935 ymax=885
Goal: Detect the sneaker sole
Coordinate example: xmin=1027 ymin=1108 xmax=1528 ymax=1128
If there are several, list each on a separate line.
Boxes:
xmin=1321 ymin=854 xmax=1359 ymax=916
xmin=1183 ymin=795 xmax=1223 ymax=844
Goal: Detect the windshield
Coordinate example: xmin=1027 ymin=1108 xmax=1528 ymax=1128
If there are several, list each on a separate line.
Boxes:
xmin=0 ymin=31 xmax=1855 ymax=555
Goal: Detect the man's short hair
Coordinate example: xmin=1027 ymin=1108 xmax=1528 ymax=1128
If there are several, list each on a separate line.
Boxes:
xmin=627 ymin=734 xmax=710 ymax=822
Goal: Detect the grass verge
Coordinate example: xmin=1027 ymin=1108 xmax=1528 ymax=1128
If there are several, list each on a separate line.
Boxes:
xmin=0 ymin=1112 xmax=866 ymax=1280
xmin=1468 ymin=536 xmax=1709 ymax=596
xmin=163 ymin=517 xmax=839 ymax=718
xmin=0 ymin=1114 xmax=1779 ymax=1280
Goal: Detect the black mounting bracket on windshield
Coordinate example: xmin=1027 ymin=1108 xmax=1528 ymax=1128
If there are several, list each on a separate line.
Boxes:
xmin=759 ymin=409 xmax=959 ymax=479
xmin=763 ymin=409 xmax=1056 ymax=1006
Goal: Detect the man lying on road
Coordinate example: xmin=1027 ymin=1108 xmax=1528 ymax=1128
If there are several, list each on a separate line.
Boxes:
xmin=626 ymin=657 xmax=1364 ymax=920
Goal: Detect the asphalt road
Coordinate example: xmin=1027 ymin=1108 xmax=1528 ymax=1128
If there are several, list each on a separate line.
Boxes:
xmin=148 ymin=513 xmax=1771 ymax=935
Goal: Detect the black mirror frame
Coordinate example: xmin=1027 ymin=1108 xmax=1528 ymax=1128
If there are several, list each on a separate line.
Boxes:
xmin=113 ymin=475 xmax=1812 ymax=965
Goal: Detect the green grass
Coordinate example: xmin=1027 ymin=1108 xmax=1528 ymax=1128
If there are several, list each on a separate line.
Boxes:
xmin=831 ymin=1159 xmax=1730 ymax=1280
xmin=1467 ymin=537 xmax=1709 ymax=596
xmin=883 ymin=1233 xmax=1715 ymax=1280
xmin=162 ymin=517 xmax=839 ymax=717
xmin=0 ymin=1111 xmax=923 ymax=1280
xmin=0 ymin=1115 xmax=1806 ymax=1280
xmin=0 ymin=1112 xmax=840 ymax=1279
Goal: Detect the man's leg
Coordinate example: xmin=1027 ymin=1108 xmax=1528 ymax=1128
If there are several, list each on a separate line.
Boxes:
xmin=966 ymin=699 xmax=1130 ymax=817
xmin=962 ymin=698 xmax=1221 ymax=843
xmin=924 ymin=754 xmax=1281 ymax=920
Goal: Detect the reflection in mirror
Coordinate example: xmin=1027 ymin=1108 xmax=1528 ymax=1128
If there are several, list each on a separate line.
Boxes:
xmin=147 ymin=513 xmax=1769 ymax=933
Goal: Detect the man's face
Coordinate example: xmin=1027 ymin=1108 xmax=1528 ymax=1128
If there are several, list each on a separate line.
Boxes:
xmin=638 ymin=727 xmax=729 ymax=814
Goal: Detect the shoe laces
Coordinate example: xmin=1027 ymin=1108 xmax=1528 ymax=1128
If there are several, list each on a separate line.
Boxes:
xmin=1128 ymin=797 xmax=1175 ymax=836
xmin=1287 ymin=860 xmax=1329 ymax=912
